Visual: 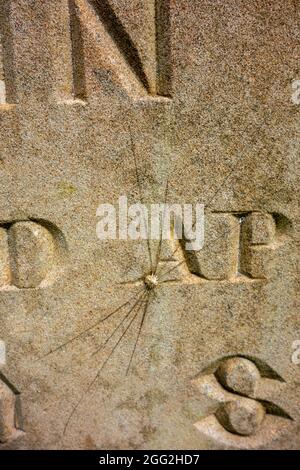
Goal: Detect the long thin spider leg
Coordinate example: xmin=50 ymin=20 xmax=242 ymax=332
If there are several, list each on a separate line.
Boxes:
xmin=155 ymin=121 xmax=255 ymax=280
xmin=155 ymin=161 xmax=243 ymax=276
xmin=38 ymin=287 xmax=145 ymax=361
xmin=99 ymin=287 xmax=144 ymax=324
xmin=63 ymin=291 xmax=149 ymax=436
xmin=158 ymin=214 xmax=249 ymax=281
xmin=199 ymin=120 xmax=256 ymax=209
xmin=160 ymin=164 xmax=284 ymax=280
xmin=158 ymin=217 xmax=246 ymax=281
xmin=159 ymin=166 xmax=283 ymax=282
xmin=156 ymin=161 xmax=246 ymax=274
xmin=99 ymin=291 xmax=149 ymax=373
xmin=117 ymin=275 xmax=145 ymax=285
xmin=158 ymin=258 xmax=186 ymax=281
xmin=129 ymin=129 xmax=153 ymax=272
xmin=192 ymin=165 xmax=283 ymax=255
xmin=126 ymin=292 xmax=152 ymax=376
xmin=91 ymin=290 xmax=147 ymax=357
xmin=156 ymin=120 xmax=265 ymax=273
xmin=168 ymin=100 xmax=264 ymax=195
xmin=154 ymin=179 xmax=169 ymax=275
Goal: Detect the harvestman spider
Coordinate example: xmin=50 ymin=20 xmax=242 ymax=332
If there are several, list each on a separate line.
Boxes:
xmin=39 ymin=113 xmax=277 ymax=434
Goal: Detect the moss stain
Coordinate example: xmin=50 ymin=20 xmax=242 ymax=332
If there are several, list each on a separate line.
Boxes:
xmin=57 ymin=181 xmax=77 ymax=198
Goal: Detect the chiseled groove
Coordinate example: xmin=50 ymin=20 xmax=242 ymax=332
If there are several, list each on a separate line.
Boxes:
xmin=69 ymin=0 xmax=87 ymax=101
xmin=91 ymin=0 xmax=150 ymax=92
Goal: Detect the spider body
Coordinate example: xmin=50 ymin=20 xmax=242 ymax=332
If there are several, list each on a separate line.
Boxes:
xmin=144 ymin=273 xmax=158 ymax=290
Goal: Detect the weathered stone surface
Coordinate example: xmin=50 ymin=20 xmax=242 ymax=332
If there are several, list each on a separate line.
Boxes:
xmin=215 ymin=398 xmax=266 ymax=436
xmin=0 ymin=0 xmax=299 ymax=450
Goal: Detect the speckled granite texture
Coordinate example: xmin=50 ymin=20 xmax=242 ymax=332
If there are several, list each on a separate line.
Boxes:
xmin=0 ymin=0 xmax=299 ymax=449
